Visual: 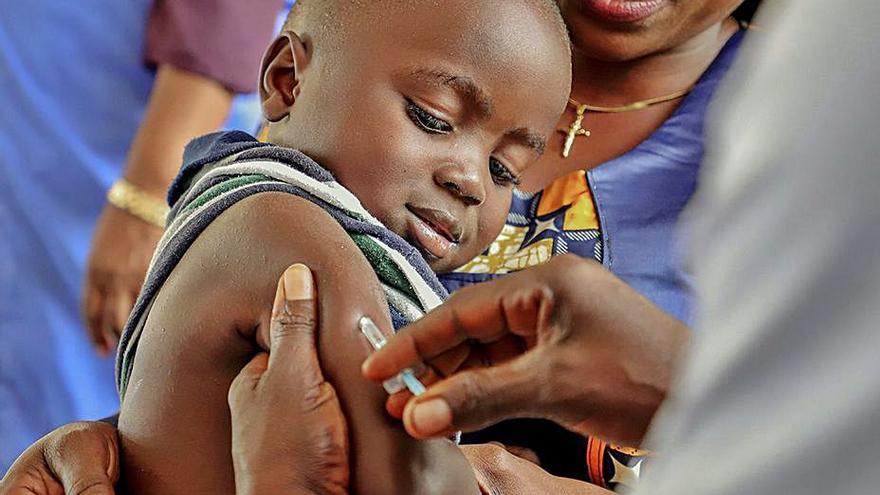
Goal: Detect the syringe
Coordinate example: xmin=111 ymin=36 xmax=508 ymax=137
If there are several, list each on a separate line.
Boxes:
xmin=358 ymin=316 xmax=427 ymax=396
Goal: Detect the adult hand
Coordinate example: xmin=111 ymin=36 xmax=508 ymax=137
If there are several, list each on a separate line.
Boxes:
xmin=3 ymin=265 xmax=348 ymax=495
xmin=363 ymin=254 xmax=690 ymax=446
xmin=83 ymin=205 xmax=162 ymax=354
xmin=461 ymin=444 xmax=609 ymax=495
xmin=0 ymin=421 xmax=119 ymax=495
xmin=228 ymin=264 xmax=349 ymax=495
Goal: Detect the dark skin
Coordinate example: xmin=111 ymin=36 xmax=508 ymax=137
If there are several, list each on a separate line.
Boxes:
xmin=117 ymin=1 xmax=570 ymax=494
xmin=460 ymin=443 xmax=607 ymax=494
xmin=373 ymin=1 xmax=746 ymax=491
xmin=521 ymin=0 xmax=743 ymax=192
xmin=3 ymin=1 xmax=752 ymax=494
xmin=365 ymin=254 xmax=690 ymax=446
xmin=265 ymin=1 xmax=569 ymax=273
xmin=0 ymin=421 xmax=119 ymax=495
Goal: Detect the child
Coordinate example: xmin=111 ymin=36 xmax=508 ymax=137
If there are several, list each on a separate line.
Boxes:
xmin=115 ymin=1 xmax=572 ymax=493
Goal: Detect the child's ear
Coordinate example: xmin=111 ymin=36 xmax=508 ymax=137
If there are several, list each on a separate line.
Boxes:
xmin=259 ymin=31 xmax=310 ymax=122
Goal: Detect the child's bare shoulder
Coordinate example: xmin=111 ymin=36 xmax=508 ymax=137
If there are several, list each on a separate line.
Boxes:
xmin=120 ymin=191 xmax=476 ymax=495
xmin=119 ymin=191 xmax=390 ymax=494
xmin=140 ymin=191 xmax=384 ymax=347
xmin=227 ymin=194 xmax=478 ymax=495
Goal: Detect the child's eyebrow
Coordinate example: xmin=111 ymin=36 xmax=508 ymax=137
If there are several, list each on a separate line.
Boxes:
xmin=508 ymin=127 xmax=547 ymax=156
xmin=407 ymin=68 xmax=493 ymax=119
xmin=406 ymin=68 xmax=546 ymax=155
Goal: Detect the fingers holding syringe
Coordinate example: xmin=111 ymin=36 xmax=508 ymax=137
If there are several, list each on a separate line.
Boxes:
xmin=400 ymin=352 xmax=547 ymax=439
xmin=383 ymin=337 xmax=525 ymax=419
xmin=383 ymin=347 xmax=461 ymax=418
xmin=362 ymin=281 xmax=552 ymax=383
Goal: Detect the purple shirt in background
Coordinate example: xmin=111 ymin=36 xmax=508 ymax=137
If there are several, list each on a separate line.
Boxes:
xmin=145 ymin=0 xmax=285 ymax=93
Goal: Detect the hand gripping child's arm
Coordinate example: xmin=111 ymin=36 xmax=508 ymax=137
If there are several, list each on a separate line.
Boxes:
xmin=117 ymin=192 xmax=477 ymax=495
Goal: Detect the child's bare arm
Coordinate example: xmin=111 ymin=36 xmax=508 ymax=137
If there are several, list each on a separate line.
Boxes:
xmin=118 ymin=192 xmax=477 ymax=495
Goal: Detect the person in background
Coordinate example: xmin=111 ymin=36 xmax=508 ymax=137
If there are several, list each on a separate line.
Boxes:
xmin=12 ymin=13 xmax=879 ymax=484
xmin=0 ymin=0 xmax=762 ymax=487
xmin=440 ymin=0 xmax=760 ymax=487
xmin=0 ymin=0 xmax=282 ymax=471
xmin=365 ymin=2 xmax=880 ymax=493
xmin=8 ymin=1 xmax=879 ymax=494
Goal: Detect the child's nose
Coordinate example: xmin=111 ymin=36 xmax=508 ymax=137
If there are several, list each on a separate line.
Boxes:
xmin=434 ymin=160 xmax=486 ymax=207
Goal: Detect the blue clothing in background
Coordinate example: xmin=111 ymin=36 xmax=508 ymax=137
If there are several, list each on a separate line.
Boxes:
xmin=0 ymin=1 xmax=155 ymax=471
xmin=0 ymin=0 xmax=279 ymax=470
xmin=587 ymin=30 xmax=744 ymax=324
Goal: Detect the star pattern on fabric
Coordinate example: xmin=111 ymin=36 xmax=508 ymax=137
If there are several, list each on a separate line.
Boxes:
xmin=609 ymin=454 xmax=643 ymax=489
xmin=522 ymin=214 xmax=561 ymax=246
xmin=453 ymin=170 xmax=602 ymax=275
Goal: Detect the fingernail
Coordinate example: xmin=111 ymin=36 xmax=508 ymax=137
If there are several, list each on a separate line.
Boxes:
xmin=282 ymin=264 xmax=314 ymax=301
xmin=272 ymin=264 xmax=313 ymax=318
xmin=408 ymin=398 xmax=452 ymax=436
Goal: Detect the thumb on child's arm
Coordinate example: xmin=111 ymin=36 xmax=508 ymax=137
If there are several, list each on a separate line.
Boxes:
xmin=266 ymin=264 xmax=318 ymax=376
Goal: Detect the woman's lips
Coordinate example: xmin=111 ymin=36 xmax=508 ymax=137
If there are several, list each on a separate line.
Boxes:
xmin=580 ymin=0 xmax=667 ymax=23
xmin=405 ymin=205 xmax=461 ymax=260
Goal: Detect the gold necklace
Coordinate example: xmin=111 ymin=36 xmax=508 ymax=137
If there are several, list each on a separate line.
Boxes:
xmin=558 ymin=86 xmax=693 ymax=158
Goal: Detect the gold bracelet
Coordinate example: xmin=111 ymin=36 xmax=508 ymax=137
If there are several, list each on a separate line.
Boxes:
xmin=107 ymin=180 xmax=169 ymax=228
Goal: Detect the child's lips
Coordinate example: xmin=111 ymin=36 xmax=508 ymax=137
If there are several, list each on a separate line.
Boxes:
xmin=405 ymin=205 xmax=461 ymax=260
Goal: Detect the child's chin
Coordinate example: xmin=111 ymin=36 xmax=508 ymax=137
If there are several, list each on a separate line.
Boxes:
xmin=405 ymin=235 xmax=466 ymax=274
xmin=414 ymin=246 xmax=442 ymax=269
xmin=424 ymin=252 xmax=465 ymax=275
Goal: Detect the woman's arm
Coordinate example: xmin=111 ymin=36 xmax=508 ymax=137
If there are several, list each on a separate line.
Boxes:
xmin=84 ymin=0 xmax=282 ymax=352
xmin=118 ymin=192 xmax=477 ymax=495
xmin=83 ymin=65 xmax=234 ymax=353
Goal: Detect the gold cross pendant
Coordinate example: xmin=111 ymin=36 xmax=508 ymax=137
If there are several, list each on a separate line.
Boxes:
xmin=557 ymin=104 xmax=591 ymax=158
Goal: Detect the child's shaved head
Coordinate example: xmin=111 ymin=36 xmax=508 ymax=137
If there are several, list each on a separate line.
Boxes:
xmin=285 ymin=0 xmax=570 ymax=55
xmin=261 ymin=0 xmax=573 ymax=272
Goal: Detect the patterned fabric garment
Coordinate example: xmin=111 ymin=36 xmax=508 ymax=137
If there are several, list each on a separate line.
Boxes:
xmin=442 ymin=30 xmax=746 ymax=491
xmin=115 ymin=131 xmax=448 ymax=399
xmin=455 ymin=168 xmax=603 ymax=273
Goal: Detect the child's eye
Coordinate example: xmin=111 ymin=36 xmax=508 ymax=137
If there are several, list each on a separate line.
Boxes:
xmin=406 ymin=99 xmax=453 ymax=134
xmin=489 ymin=157 xmax=521 ymax=187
